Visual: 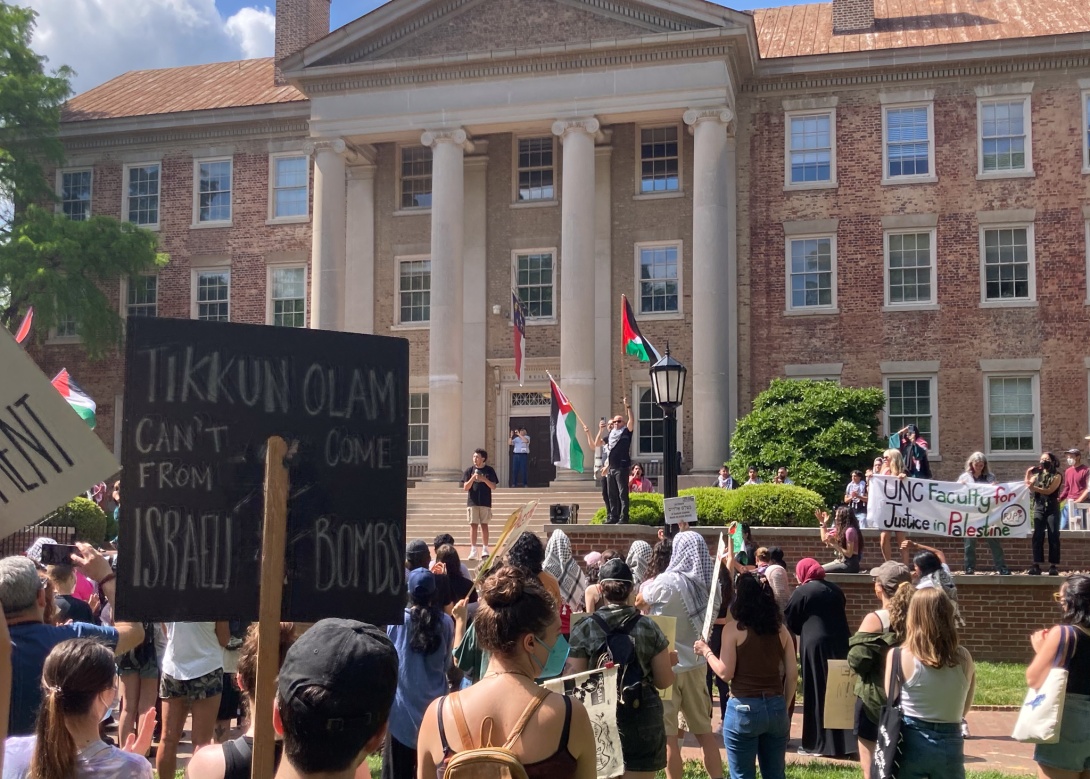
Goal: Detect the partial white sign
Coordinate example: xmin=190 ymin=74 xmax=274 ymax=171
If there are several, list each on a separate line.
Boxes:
xmin=544 ymin=666 xmax=623 ymax=779
xmin=663 ymin=495 xmax=696 ymax=526
xmin=0 ymin=336 xmax=119 ymax=533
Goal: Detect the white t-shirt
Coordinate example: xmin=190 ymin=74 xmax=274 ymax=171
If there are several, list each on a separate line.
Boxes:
xmin=162 ymin=622 xmax=224 ymax=681
xmin=640 ymin=576 xmax=702 ymax=670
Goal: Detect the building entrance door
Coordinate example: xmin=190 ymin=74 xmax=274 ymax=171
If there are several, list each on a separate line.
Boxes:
xmin=509 ymin=416 xmax=556 ymax=488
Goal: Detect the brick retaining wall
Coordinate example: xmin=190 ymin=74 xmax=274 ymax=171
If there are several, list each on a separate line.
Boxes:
xmin=554 ymin=524 xmax=1083 ymax=662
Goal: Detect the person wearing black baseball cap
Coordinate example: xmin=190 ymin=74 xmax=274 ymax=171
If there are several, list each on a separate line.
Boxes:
xmin=274 ymin=619 xmax=398 ymax=779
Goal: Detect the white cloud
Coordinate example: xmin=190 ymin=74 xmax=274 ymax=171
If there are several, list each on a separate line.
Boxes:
xmin=26 ymin=0 xmax=276 ymax=95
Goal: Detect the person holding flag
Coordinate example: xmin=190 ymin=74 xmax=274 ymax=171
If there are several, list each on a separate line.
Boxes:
xmin=589 ymin=399 xmax=634 ymax=525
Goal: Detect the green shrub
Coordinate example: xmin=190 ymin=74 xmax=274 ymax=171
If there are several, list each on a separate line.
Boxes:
xmin=53 ymin=497 xmax=107 ymax=544
xmin=590 ymin=485 xmax=824 ymax=527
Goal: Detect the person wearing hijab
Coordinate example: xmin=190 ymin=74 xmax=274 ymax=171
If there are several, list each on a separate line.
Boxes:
xmin=784 ymin=558 xmax=855 ymax=758
xmin=637 ymin=531 xmax=723 ymax=779
xmin=626 ymin=540 xmax=653 ymax=586
xmin=543 ymin=530 xmax=588 ymax=632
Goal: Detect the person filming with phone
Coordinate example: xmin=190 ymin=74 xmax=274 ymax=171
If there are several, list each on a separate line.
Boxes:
xmin=0 ymin=543 xmax=145 ymax=736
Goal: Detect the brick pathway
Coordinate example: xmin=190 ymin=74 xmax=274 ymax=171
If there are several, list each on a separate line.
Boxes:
xmin=680 ymin=708 xmax=1036 ymax=775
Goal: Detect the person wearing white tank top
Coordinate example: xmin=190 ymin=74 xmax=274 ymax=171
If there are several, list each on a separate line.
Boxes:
xmin=884 ymin=589 xmax=976 ymax=779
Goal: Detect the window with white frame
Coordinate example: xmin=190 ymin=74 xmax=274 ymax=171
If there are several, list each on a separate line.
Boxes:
xmin=194 ymin=269 xmax=230 ymax=321
xmin=886 ymin=230 xmax=935 ymax=306
xmin=60 ymin=170 xmax=92 ymax=221
xmin=982 ymin=226 xmax=1033 ymax=302
xmin=269 ymin=267 xmax=306 ymax=327
xmin=54 ymin=312 xmax=78 ymax=339
xmin=979 ymin=98 xmax=1031 ymax=174
xmin=986 ymin=375 xmax=1037 ymax=453
xmin=638 ymin=126 xmax=680 ymax=194
xmin=399 ymin=146 xmax=432 ymax=209
xmin=788 ymin=236 xmax=835 ymax=310
xmin=514 ymin=251 xmax=554 ymax=320
xmin=195 ymin=159 xmax=232 ymax=224
xmin=515 ymin=137 xmax=555 ymax=201
xmin=886 ymin=377 xmax=935 ymax=449
xmin=126 ymin=275 xmax=158 ymax=318
xmin=637 ymin=243 xmax=680 ymax=315
xmin=786 ymin=112 xmax=834 ymax=185
xmin=409 ymin=392 xmax=429 ymax=458
xmin=270 ymin=155 xmax=309 ymax=219
xmin=636 ymin=387 xmax=665 ymax=456
xmin=125 ymin=164 xmax=160 ymax=227
xmin=398 ymin=258 xmax=431 ymax=324
xmin=884 ymin=104 xmax=933 ymax=180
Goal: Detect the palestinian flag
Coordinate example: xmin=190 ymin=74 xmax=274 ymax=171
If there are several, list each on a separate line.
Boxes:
xmin=550 ymin=377 xmax=584 ymax=473
xmin=51 ymin=369 xmax=96 ymax=429
xmin=621 ymin=294 xmax=660 ymax=363
xmin=14 ymin=307 xmax=33 ymax=344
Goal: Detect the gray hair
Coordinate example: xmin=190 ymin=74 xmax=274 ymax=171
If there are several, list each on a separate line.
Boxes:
xmin=964 ymin=451 xmax=991 ymax=477
xmin=0 ymin=556 xmax=43 ymax=615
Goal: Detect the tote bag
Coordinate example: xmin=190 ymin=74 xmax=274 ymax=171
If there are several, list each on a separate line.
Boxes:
xmin=872 ymin=647 xmax=905 ymax=779
xmin=1012 ymin=625 xmax=1076 ymax=744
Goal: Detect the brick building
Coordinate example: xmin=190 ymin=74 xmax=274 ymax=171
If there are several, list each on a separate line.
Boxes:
xmin=43 ymin=0 xmax=1090 ymax=486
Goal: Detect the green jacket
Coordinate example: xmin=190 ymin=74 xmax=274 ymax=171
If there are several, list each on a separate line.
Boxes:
xmin=847 ymin=629 xmax=899 ymax=723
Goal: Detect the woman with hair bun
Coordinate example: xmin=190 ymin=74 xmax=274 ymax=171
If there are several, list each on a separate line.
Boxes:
xmin=418 ymin=566 xmax=597 ymax=779
xmin=4 ymin=639 xmax=155 ymax=779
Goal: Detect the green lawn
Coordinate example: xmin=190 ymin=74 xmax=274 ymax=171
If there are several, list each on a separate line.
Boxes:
xmin=973 ymin=661 xmax=1026 ymax=707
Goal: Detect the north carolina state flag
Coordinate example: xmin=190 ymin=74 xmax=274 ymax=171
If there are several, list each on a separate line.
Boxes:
xmin=512 ymin=291 xmax=527 ymax=386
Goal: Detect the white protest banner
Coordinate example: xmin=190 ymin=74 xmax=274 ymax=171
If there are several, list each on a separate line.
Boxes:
xmin=0 ymin=335 xmax=120 ymax=534
xmin=544 ymin=666 xmax=623 ymax=779
xmin=701 ymin=533 xmax=725 ymax=641
xmin=867 ymin=474 xmax=1031 ymax=539
xmin=663 ymin=495 xmax=696 ymax=526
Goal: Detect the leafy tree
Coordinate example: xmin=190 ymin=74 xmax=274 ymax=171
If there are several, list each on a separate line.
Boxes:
xmin=729 ymin=379 xmax=886 ymax=507
xmin=0 ymin=3 xmax=162 ymax=356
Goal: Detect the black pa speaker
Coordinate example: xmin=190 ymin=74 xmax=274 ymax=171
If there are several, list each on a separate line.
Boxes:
xmin=550 ymin=504 xmax=579 ymax=524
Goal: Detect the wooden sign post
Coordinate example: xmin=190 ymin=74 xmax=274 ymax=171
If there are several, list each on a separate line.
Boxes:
xmin=701 ymin=533 xmax=725 ymax=641
xmin=252 ymin=436 xmax=289 ymax=779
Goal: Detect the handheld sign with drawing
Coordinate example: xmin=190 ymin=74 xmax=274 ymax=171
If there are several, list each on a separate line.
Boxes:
xmin=663 ymin=495 xmax=696 ymax=526
xmin=0 ymin=334 xmax=119 ymax=534
xmin=115 ymin=318 xmax=409 ymax=624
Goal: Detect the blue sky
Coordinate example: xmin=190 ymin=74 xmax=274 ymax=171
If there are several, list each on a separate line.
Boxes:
xmin=28 ymin=0 xmax=811 ymax=96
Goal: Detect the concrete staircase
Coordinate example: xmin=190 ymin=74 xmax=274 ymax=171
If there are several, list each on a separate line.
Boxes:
xmin=405 ymin=485 xmax=605 ymax=550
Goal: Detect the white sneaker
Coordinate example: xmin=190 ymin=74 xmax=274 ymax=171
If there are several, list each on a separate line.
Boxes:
xmin=468 ymin=546 xmax=478 ymax=560
xmin=961 ymin=719 xmax=970 ymax=738
xmin=481 ymin=546 xmax=490 ymax=558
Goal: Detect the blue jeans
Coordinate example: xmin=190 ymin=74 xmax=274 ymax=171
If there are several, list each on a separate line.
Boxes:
xmin=723 ymin=695 xmax=789 ymax=779
xmin=510 ymin=452 xmax=528 ymax=487
xmin=899 ymin=716 xmax=964 ymax=779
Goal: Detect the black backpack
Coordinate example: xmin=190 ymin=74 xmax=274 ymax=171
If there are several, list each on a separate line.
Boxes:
xmin=590 ymin=612 xmax=648 ymax=709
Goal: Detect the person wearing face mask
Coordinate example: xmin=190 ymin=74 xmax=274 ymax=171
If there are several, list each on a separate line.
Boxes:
xmin=1026 ymin=452 xmax=1064 ymax=576
xmin=4 ymin=639 xmax=155 ymax=779
xmin=417 ymin=566 xmax=597 ymax=779
xmin=1059 ymin=447 xmax=1089 ymax=530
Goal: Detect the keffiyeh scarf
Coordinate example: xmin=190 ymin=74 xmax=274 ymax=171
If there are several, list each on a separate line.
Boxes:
xmin=543 ymin=530 xmax=587 ymax=611
xmin=660 ymin=531 xmax=715 ymax=635
xmin=626 ymin=540 xmax=652 ymax=585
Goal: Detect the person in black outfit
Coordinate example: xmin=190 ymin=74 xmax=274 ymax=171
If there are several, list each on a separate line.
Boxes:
xmin=590 ymin=398 xmax=634 ymax=524
xmin=896 ymin=424 xmax=932 ymax=479
xmin=1026 ymin=451 xmax=1063 ymax=576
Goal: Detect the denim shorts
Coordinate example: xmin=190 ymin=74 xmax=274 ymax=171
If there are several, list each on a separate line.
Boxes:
xmin=1035 ymin=692 xmax=1090 ymax=772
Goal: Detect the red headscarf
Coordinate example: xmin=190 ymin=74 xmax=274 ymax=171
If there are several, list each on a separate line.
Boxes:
xmin=795 ymin=557 xmax=826 ymax=585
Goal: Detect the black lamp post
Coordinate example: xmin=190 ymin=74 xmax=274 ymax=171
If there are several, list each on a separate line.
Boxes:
xmin=649 ymin=344 xmax=687 ymax=500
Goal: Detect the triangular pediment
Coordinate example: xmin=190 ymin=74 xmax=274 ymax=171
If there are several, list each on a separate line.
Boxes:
xmin=304 ymin=0 xmax=742 ymax=68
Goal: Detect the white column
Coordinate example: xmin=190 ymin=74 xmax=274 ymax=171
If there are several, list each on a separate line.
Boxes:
xmin=593 ymin=144 xmax=613 ymax=428
xmin=684 ymin=108 xmax=734 ymax=474
xmin=344 ymin=160 xmax=375 ymax=334
xmin=461 ymin=154 xmax=488 ymax=458
xmin=552 ymin=117 xmax=599 ymax=481
xmin=725 ymin=131 xmax=740 ymax=438
xmin=422 ymin=128 xmax=470 ymax=481
xmin=307 ymin=138 xmax=347 ymax=330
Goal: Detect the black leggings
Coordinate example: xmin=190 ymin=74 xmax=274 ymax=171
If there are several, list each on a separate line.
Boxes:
xmin=1032 ymin=509 xmax=1061 ymax=565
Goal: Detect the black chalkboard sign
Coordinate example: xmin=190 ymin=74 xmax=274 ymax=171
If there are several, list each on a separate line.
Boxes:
xmin=115 ymin=317 xmax=409 ymax=624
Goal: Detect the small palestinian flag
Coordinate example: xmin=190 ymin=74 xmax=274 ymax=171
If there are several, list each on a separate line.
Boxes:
xmin=51 ymin=368 xmax=96 ymax=429
xmin=14 ymin=307 xmax=33 ymax=344
xmin=549 ymin=377 xmax=584 ymax=473
xmin=621 ymin=294 xmax=660 ymax=363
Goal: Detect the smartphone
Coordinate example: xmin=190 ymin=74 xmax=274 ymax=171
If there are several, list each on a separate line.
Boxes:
xmin=39 ymin=543 xmax=79 ymax=566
